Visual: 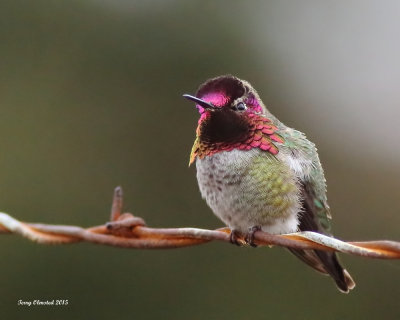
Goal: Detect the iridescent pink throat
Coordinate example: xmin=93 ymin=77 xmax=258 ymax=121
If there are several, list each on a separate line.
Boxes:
xmin=189 ymin=112 xmax=284 ymax=165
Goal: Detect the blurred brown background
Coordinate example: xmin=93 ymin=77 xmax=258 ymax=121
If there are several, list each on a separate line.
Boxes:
xmin=0 ymin=1 xmax=399 ymax=319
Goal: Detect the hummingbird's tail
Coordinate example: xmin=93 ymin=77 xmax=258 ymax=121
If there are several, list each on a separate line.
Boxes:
xmin=288 ymin=248 xmax=356 ymax=293
xmin=295 ymin=181 xmax=356 ymax=293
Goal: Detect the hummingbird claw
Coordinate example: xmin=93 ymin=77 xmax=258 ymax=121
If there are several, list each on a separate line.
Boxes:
xmin=245 ymin=225 xmax=262 ymax=247
xmin=229 ymin=229 xmax=243 ymax=246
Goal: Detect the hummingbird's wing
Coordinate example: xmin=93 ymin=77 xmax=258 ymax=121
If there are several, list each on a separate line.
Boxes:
xmin=280 ymin=129 xmax=332 ymax=231
xmin=282 ymin=129 xmax=355 ymax=292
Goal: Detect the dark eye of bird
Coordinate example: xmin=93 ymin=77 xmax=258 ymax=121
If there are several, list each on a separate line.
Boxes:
xmin=233 ymin=102 xmax=247 ymax=111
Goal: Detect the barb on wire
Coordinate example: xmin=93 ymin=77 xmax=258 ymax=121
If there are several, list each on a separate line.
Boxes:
xmin=0 ymin=187 xmax=399 ymax=259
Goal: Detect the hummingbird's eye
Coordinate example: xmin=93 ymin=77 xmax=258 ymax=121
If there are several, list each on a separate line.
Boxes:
xmin=234 ymin=102 xmax=247 ymax=112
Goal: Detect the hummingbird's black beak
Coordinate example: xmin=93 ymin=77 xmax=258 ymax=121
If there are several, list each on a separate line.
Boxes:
xmin=182 ymin=94 xmax=217 ymax=110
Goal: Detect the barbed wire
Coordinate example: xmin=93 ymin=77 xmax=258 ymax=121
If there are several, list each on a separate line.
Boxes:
xmin=0 ymin=187 xmax=399 ymax=259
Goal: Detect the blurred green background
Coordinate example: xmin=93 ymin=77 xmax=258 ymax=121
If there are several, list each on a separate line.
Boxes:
xmin=0 ymin=1 xmax=399 ymax=319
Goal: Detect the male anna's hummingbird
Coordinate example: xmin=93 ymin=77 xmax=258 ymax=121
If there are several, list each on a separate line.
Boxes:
xmin=183 ymin=75 xmax=355 ymax=293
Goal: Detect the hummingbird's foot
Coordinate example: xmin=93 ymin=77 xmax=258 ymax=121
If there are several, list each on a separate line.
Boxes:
xmin=229 ymin=229 xmax=243 ymax=246
xmin=245 ymin=225 xmax=262 ymax=247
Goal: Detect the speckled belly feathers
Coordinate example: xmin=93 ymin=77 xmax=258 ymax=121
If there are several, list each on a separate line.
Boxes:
xmin=196 ymin=149 xmax=301 ymax=234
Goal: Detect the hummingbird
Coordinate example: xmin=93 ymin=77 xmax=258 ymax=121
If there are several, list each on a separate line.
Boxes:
xmin=183 ymin=75 xmax=355 ymax=293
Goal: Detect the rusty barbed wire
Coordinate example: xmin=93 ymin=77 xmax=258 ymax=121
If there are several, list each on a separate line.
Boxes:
xmin=0 ymin=187 xmax=399 ymax=259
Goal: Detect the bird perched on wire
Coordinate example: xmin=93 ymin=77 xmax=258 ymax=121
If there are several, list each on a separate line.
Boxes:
xmin=183 ymin=75 xmax=355 ymax=293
